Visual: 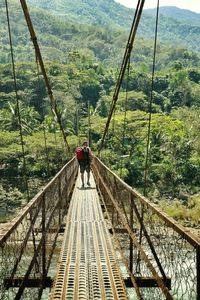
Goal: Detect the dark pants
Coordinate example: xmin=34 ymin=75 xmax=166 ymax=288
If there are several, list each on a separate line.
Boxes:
xmin=79 ymin=161 xmax=90 ymax=173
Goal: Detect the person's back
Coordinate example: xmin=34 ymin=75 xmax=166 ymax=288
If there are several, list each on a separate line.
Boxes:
xmin=76 ymin=141 xmax=93 ymax=188
xmin=82 ymin=146 xmax=90 ymax=162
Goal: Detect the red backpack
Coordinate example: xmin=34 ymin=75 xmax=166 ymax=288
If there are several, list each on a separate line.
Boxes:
xmin=75 ymin=147 xmax=84 ymax=160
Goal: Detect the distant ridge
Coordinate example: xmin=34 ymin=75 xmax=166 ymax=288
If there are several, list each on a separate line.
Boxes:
xmin=26 ymin=0 xmax=200 ymax=53
xmin=145 ymin=6 xmax=200 ymax=25
xmin=27 ymin=0 xmax=134 ymax=29
xmin=27 ymin=1 xmax=200 ymax=27
xmin=0 ymin=0 xmax=199 ymax=65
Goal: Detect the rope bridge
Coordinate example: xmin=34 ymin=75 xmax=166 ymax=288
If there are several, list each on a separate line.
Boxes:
xmin=0 ymin=157 xmax=200 ymax=299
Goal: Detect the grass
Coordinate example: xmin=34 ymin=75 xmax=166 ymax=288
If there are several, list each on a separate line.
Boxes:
xmin=160 ymin=193 xmax=200 ymax=226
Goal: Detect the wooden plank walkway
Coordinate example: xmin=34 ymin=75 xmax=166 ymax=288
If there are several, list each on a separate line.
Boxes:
xmin=50 ymin=172 xmax=128 ymax=299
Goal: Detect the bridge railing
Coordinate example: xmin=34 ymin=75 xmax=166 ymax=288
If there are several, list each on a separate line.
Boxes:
xmin=92 ymin=156 xmax=200 ymax=300
xmin=0 ymin=157 xmax=78 ymax=300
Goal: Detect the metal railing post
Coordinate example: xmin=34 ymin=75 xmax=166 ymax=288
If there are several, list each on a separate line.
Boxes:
xmin=58 ymin=175 xmax=63 ymax=227
xmin=42 ymin=193 xmax=46 ymax=287
xmin=197 ymin=246 xmax=200 ymax=299
xmin=130 ymin=194 xmax=134 ymax=273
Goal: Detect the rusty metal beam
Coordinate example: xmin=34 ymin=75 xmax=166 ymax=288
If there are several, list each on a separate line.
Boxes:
xmin=92 ymin=159 xmax=173 ymax=299
xmin=0 ymin=158 xmax=78 ymax=299
xmin=96 ymin=180 xmax=143 ymax=299
xmin=4 ymin=277 xmax=53 ymax=288
xmin=0 ymin=158 xmax=77 ymax=245
xmin=197 ymin=247 xmax=200 ymax=299
xmin=124 ymin=277 xmax=171 ymax=289
xmin=92 ymin=156 xmax=200 ymax=300
xmin=93 ymin=157 xmax=200 ymax=248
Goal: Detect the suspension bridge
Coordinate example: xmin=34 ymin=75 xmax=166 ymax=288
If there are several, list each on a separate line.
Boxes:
xmin=0 ymin=0 xmax=200 ymax=299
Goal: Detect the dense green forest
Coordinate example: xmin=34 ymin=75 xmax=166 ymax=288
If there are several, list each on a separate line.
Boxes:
xmin=0 ymin=0 xmax=200 ymax=227
xmin=26 ymin=0 xmax=200 ymax=52
xmin=1 ymin=1 xmax=200 ymax=65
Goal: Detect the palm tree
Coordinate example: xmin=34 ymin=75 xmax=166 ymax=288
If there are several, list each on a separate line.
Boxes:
xmin=0 ymin=101 xmax=40 ymax=133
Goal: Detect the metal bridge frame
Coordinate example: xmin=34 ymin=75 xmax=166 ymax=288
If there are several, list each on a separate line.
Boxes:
xmin=92 ymin=156 xmax=200 ymax=299
xmin=0 ymin=157 xmax=78 ymax=300
xmin=1 ymin=156 xmax=200 ymax=299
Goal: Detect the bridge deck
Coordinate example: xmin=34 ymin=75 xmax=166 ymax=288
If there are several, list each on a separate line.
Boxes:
xmin=50 ymin=172 xmax=128 ymax=299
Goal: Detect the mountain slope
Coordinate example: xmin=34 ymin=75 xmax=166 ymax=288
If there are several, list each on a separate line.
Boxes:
xmin=26 ymin=0 xmax=200 ymax=53
xmin=145 ymin=6 xmax=200 ymax=25
xmin=27 ymin=0 xmax=134 ymax=29
xmin=0 ymin=0 xmax=199 ymax=67
xmin=0 ymin=2 xmax=128 ymax=65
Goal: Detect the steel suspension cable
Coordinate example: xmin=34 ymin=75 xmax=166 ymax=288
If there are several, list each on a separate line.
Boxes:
xmin=75 ymin=99 xmax=80 ymax=147
xmin=20 ymin=0 xmax=72 ymax=156
xmin=98 ymin=0 xmax=145 ymax=154
xmin=88 ymin=99 xmax=91 ymax=146
xmin=136 ymin=0 xmax=165 ymax=278
xmin=35 ymin=58 xmax=50 ymax=177
xmin=5 ymin=0 xmax=30 ymax=201
xmin=144 ymin=0 xmax=160 ymax=196
xmin=120 ymin=56 xmax=130 ymax=177
xmin=52 ymin=121 xmax=62 ymax=169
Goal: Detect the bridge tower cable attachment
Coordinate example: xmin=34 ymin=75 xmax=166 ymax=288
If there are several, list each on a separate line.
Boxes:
xmin=5 ymin=0 xmax=30 ymax=202
xmin=20 ymin=0 xmax=72 ymax=156
xmin=98 ymin=0 xmax=145 ymax=155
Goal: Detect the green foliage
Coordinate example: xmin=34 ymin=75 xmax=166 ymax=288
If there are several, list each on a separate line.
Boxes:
xmin=92 ymin=108 xmax=200 ymax=201
xmin=0 ymin=101 xmax=40 ymax=133
xmin=0 ymin=58 xmax=199 ymax=210
xmin=160 ymin=193 xmax=200 ymax=225
xmin=0 ymin=183 xmax=24 ymax=222
xmin=1 ymin=1 xmax=200 ymax=68
xmin=25 ymin=1 xmax=200 ymax=53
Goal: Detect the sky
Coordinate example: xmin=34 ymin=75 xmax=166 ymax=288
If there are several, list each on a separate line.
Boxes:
xmin=115 ymin=0 xmax=200 ymax=13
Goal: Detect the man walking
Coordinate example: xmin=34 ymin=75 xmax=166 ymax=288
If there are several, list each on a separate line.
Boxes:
xmin=76 ymin=141 xmax=93 ymax=188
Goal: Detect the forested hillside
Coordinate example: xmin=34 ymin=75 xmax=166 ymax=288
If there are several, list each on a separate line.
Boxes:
xmin=26 ymin=0 xmax=200 ymax=52
xmin=145 ymin=6 xmax=200 ymax=25
xmin=1 ymin=1 xmax=200 ymax=68
xmin=27 ymin=0 xmax=133 ymax=29
xmin=0 ymin=0 xmax=200 ymax=226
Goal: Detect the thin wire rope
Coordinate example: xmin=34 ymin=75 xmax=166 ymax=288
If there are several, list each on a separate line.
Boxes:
xmin=136 ymin=0 xmax=160 ymax=274
xmin=144 ymin=0 xmax=160 ymax=196
xmin=88 ymin=99 xmax=91 ymax=147
xmin=75 ymin=99 xmax=80 ymax=147
xmin=53 ymin=123 xmax=61 ymax=170
xmin=35 ymin=58 xmax=50 ymax=177
xmin=111 ymin=108 xmax=116 ymax=148
xmin=120 ymin=56 xmax=130 ymax=177
xmin=100 ymin=107 xmax=116 ymax=164
xmin=5 ymin=0 xmax=30 ymax=201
